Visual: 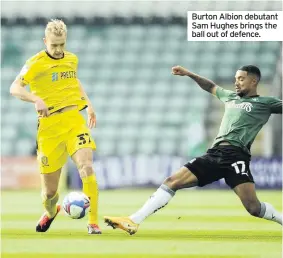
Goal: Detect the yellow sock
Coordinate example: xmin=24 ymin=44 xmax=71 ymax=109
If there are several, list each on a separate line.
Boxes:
xmin=82 ymin=174 xmax=99 ymax=225
xmin=42 ymin=192 xmax=59 ymax=218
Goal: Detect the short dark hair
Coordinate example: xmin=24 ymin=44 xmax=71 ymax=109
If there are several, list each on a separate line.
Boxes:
xmin=238 ymin=65 xmax=261 ymax=82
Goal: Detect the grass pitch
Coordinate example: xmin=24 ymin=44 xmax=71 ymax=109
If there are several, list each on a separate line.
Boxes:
xmin=1 ymin=189 xmax=282 ymax=258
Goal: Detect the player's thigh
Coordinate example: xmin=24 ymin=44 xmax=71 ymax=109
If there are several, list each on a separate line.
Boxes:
xmin=40 ymin=168 xmax=62 ymax=197
xmin=71 ymin=147 xmax=94 ymax=178
xmin=224 ymin=158 xmax=254 ymax=189
xmin=165 ymin=166 xmax=199 ymax=190
xmin=184 ymin=155 xmax=224 ymax=187
xmin=37 ymin=140 xmax=68 ymax=174
xmin=37 ymin=117 xmax=68 ymax=174
xmin=66 ymin=115 xmax=96 ymax=158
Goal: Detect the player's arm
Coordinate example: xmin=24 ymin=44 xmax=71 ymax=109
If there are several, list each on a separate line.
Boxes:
xmin=172 ymin=65 xmax=217 ymax=95
xmin=10 ymin=67 xmax=49 ymax=117
xmin=10 ymin=78 xmax=39 ymax=103
xmin=269 ymin=97 xmax=282 ymax=114
xmin=78 ymin=79 xmax=96 ymax=128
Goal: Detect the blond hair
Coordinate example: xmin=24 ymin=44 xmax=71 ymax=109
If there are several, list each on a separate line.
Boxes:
xmin=45 ymin=19 xmax=67 ymax=37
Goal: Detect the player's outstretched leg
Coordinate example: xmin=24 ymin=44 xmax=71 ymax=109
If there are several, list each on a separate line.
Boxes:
xmin=104 ymin=216 xmax=139 ymax=235
xmin=234 ymin=183 xmax=282 ymax=225
xmin=36 ymin=169 xmax=61 ymax=232
xmin=72 ymin=148 xmax=101 ymax=234
xmin=104 ymin=167 xmax=198 ymax=235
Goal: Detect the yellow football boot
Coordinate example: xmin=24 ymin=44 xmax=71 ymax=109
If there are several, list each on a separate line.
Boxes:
xmin=104 ymin=216 xmax=139 ymax=235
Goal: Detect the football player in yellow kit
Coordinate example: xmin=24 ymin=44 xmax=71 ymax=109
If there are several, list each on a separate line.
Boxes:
xmin=10 ymin=19 xmax=101 ymax=234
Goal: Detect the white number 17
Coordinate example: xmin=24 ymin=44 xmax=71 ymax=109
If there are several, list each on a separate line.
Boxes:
xmin=231 ymin=161 xmax=248 ymax=176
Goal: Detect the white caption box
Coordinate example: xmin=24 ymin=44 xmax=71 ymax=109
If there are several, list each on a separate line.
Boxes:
xmin=187 ymin=11 xmax=283 ymax=41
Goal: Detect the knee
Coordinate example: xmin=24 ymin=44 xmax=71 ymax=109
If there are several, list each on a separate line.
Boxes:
xmin=163 ymin=167 xmax=197 ymax=191
xmin=77 ymin=163 xmax=94 ymax=178
xmin=163 ymin=176 xmax=180 ymax=191
xmin=42 ymin=189 xmax=57 ymax=199
xmin=244 ymin=201 xmax=261 ymax=217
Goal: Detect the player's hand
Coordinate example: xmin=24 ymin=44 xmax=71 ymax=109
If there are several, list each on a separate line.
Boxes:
xmin=87 ymin=108 xmax=96 ymax=129
xmin=35 ymin=98 xmax=49 ymax=117
xmin=172 ymin=66 xmax=190 ymax=76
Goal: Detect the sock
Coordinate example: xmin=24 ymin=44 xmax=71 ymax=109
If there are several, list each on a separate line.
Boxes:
xmin=42 ymin=192 xmax=59 ymax=218
xmin=129 ymin=184 xmax=175 ymax=224
xmin=259 ymin=202 xmax=282 ymax=225
xmin=82 ymin=174 xmax=99 ymax=225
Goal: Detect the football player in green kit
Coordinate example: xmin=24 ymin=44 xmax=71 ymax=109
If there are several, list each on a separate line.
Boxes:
xmin=104 ymin=65 xmax=282 ymax=235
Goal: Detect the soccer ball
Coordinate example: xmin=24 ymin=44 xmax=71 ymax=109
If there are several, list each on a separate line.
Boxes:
xmin=62 ymin=192 xmax=90 ymax=219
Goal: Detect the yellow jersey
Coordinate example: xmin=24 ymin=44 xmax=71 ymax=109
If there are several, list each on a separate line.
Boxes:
xmin=18 ymin=50 xmax=87 ymax=113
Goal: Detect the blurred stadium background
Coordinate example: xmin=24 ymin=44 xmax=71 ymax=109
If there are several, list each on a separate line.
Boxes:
xmin=1 ymin=1 xmax=282 ymax=258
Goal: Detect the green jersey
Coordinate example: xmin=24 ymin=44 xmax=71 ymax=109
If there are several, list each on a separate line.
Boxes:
xmin=212 ymin=86 xmax=282 ymax=154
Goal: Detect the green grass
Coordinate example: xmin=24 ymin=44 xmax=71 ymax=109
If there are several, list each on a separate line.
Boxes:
xmin=1 ymin=189 xmax=282 ymax=258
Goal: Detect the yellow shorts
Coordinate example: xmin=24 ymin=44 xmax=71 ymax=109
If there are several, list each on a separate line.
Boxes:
xmin=37 ymin=109 xmax=96 ymax=174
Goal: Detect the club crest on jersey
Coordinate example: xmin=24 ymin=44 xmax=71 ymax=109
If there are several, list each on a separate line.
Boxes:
xmin=40 ymin=155 xmax=49 ymax=167
xmin=52 ymin=72 xmax=59 ymax=82
xmin=227 ymin=100 xmax=253 ymax=112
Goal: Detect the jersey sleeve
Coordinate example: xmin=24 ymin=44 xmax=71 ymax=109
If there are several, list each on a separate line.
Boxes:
xmin=17 ymin=60 xmax=37 ymax=85
xmin=215 ymin=86 xmax=236 ymax=102
xmin=75 ymin=55 xmax=79 ymax=71
xmin=269 ymin=97 xmax=282 ymax=114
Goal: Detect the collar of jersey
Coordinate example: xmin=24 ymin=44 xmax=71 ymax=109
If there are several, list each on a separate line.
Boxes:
xmin=241 ymin=95 xmax=260 ymax=99
xmin=45 ymin=50 xmax=64 ymax=60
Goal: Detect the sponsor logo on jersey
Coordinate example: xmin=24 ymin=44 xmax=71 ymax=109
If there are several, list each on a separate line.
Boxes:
xmin=60 ymin=71 xmax=76 ymax=79
xmin=227 ymin=101 xmax=253 ymax=112
xmin=51 ymin=71 xmax=76 ymax=81
xmin=52 ymin=72 xmax=59 ymax=82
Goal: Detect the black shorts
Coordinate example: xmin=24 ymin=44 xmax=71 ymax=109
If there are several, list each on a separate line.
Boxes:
xmin=184 ymin=145 xmax=254 ymax=189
